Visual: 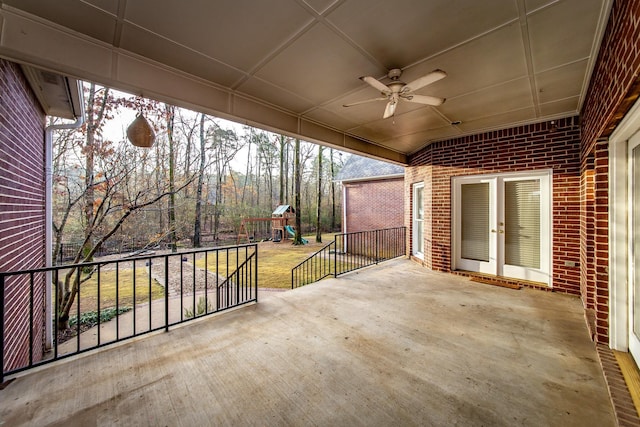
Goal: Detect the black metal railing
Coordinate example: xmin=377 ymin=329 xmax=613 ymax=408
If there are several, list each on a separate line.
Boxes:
xmin=1 ymin=244 xmax=258 ymax=382
xmin=291 ymin=227 xmax=406 ymax=288
xmin=291 ymin=241 xmax=335 ymax=289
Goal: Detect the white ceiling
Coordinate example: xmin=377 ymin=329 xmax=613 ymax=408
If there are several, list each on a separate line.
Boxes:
xmin=0 ymin=0 xmax=611 ymax=164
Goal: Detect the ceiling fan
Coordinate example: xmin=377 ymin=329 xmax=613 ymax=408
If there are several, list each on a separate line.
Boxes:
xmin=343 ymin=68 xmax=446 ymax=119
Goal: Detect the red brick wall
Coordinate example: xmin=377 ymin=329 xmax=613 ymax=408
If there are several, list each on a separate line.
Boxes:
xmin=580 ymin=156 xmax=595 ymax=309
xmin=581 ymin=0 xmax=640 ymax=153
xmin=579 ymin=0 xmax=640 ymax=344
xmin=407 ymin=116 xmax=581 ymax=294
xmin=343 ymin=178 xmax=404 ymax=233
xmin=0 ymin=59 xmax=47 ymax=372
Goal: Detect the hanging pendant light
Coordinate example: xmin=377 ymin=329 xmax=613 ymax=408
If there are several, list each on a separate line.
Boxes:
xmin=126 ymin=112 xmax=155 ymax=148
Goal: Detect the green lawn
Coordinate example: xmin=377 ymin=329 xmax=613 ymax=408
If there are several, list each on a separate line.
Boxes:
xmin=197 ymin=233 xmax=337 ymax=289
xmin=74 ymin=268 xmax=165 ymax=313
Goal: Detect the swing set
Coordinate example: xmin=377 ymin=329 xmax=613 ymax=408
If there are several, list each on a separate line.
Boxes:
xmin=236 ymin=217 xmax=274 ymax=244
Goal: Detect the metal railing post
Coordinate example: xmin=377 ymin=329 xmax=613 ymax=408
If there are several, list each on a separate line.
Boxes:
xmin=28 ymin=272 xmax=34 ymax=367
xmin=255 ymin=245 xmax=258 ymax=302
xmin=403 ymin=227 xmax=407 ymax=256
xmin=334 ymin=234 xmax=338 ymax=277
xmin=164 ymin=255 xmax=169 ymax=332
xmin=1 ymin=274 xmax=4 ymax=384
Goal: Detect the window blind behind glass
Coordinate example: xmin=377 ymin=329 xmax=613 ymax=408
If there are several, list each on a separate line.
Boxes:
xmin=461 ymin=183 xmax=489 ymax=261
xmin=504 ymin=179 xmax=540 ymax=268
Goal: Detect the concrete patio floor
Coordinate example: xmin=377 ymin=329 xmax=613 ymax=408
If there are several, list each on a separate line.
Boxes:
xmin=0 ymin=259 xmax=614 ymax=426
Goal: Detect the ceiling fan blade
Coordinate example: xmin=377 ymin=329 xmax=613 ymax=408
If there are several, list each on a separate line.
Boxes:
xmin=343 ymin=97 xmax=388 ymax=107
xmin=383 ymin=100 xmax=397 ymax=119
xmin=360 ymin=76 xmax=392 ymax=95
xmin=404 ymin=94 xmax=445 ymax=106
xmin=402 ymin=69 xmax=447 ymax=93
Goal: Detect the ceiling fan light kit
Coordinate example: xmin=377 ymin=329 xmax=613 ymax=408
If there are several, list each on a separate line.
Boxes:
xmin=344 ymin=68 xmax=447 ymax=119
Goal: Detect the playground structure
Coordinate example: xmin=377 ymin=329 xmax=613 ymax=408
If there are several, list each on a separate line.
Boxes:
xmin=237 ymin=205 xmax=306 ymax=244
xmin=236 ymin=217 xmax=273 ymax=244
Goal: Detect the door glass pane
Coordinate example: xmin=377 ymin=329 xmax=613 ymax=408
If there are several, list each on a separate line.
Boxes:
xmin=416 ymin=187 xmax=423 ymax=220
xmin=633 ymin=145 xmax=640 ymax=338
xmin=505 ymin=180 xmax=540 ymax=268
xmin=414 ymin=185 xmax=424 ymax=255
xmin=461 ymin=183 xmax=489 ymax=261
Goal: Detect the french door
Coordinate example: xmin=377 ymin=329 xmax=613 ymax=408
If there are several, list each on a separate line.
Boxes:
xmin=453 ymin=171 xmax=551 ymax=284
xmin=628 ymin=132 xmax=640 ymax=360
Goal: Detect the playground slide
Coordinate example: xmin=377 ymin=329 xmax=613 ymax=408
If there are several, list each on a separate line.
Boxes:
xmin=284 ymin=225 xmax=308 ymax=244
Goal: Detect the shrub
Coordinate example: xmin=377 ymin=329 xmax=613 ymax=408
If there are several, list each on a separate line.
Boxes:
xmin=68 ymin=306 xmax=132 ymax=328
xmin=184 ymin=296 xmax=213 ymax=319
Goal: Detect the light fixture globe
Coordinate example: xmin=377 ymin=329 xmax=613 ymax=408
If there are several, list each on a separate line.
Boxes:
xmin=126 ymin=113 xmax=155 ymax=148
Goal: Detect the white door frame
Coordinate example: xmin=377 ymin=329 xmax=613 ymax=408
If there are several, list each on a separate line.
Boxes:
xmin=609 ymin=97 xmax=640 ymax=352
xmin=452 ymin=176 xmax=497 ymax=274
xmin=452 ymin=170 xmax=552 ymax=284
xmin=412 ymin=182 xmax=424 ymax=259
xmin=628 ymin=133 xmax=640 ymax=359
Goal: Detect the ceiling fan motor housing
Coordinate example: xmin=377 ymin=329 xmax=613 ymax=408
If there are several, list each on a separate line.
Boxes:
xmin=388 ymin=68 xmax=403 ymax=80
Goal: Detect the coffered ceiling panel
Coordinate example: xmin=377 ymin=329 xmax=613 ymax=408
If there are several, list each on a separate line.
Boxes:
xmin=120 ymin=23 xmax=244 ymax=87
xmin=439 ymin=78 xmax=535 ymax=123
xmin=255 ymin=23 xmax=384 ymax=106
xmin=236 ymin=76 xmax=316 ymax=113
xmin=302 ymin=107 xmax=361 ymax=132
xmin=535 ymin=59 xmax=589 ymax=104
xmin=352 ymin=107 xmax=449 ymax=144
xmin=527 ymin=0 xmax=605 ymax=72
xmin=539 ymin=97 xmax=581 ymax=117
xmin=326 ymin=0 xmax=519 ymax=68
xmin=457 ymin=108 xmax=537 ymax=134
xmin=3 ymin=0 xmax=117 ymax=44
xmin=394 ymin=22 xmax=529 ymax=101
xmin=123 ymin=0 xmax=313 ymax=73
xmin=393 ymin=126 xmax=463 ymax=153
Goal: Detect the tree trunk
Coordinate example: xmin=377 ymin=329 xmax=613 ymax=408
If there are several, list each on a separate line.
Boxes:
xmin=316 ymin=145 xmax=323 ymax=243
xmin=285 ymin=142 xmax=290 ymax=205
xmin=214 ymin=171 xmax=223 ymax=240
xmin=330 ymin=148 xmax=336 ymax=231
xmin=241 ymin=138 xmax=251 ymax=206
xmin=293 ymin=139 xmax=303 ymax=245
xmin=166 ymin=105 xmax=177 ymax=252
xmin=153 ymin=131 xmax=163 ymax=236
xmin=256 ymin=147 xmax=261 ymax=211
xmin=82 ymin=84 xmax=104 ymax=261
xmin=193 ymin=114 xmax=206 ymax=247
xmin=279 ymin=135 xmax=285 ymax=205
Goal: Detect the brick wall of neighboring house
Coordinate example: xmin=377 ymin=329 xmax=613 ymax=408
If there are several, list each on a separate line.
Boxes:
xmin=0 ymin=59 xmax=47 ymax=372
xmin=406 ymin=116 xmax=581 ymax=295
xmin=343 ymin=178 xmax=404 ymax=233
xmin=579 ymin=0 xmax=640 ymax=344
